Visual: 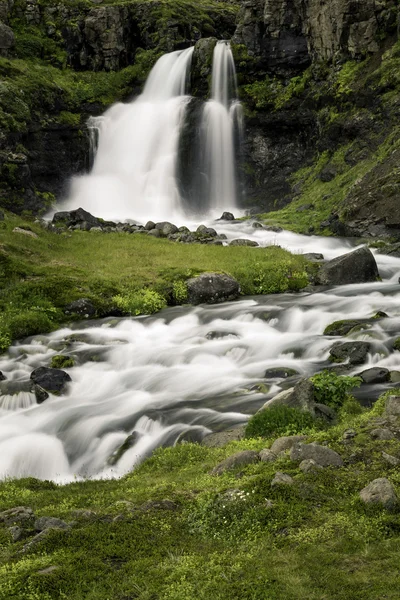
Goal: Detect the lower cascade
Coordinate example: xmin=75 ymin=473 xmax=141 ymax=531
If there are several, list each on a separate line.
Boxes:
xmin=1 ymin=222 xmax=400 ymax=482
xmin=62 ymin=41 xmax=242 ymax=223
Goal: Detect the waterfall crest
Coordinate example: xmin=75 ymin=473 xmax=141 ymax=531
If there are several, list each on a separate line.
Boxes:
xmin=62 ymin=41 xmax=242 ymax=222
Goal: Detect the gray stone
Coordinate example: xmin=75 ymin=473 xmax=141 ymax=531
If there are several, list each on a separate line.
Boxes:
xmin=386 ymin=396 xmax=400 ymax=416
xmin=358 ymin=367 xmax=390 ymax=384
xmin=144 ymin=221 xmax=155 ymax=230
xmin=264 ymin=367 xmax=299 ymax=379
xmin=370 ymin=428 xmax=395 ymax=440
xmin=303 ymin=253 xmax=324 ymax=261
xmin=360 ymin=478 xmax=398 ymax=509
xmin=299 ymin=459 xmax=323 ymax=473
xmin=30 ymin=367 xmax=71 ymax=395
xmin=229 ymin=239 xmax=259 ymax=247
xmin=317 ymin=247 xmax=379 ymax=286
xmin=329 ymin=341 xmax=371 ymax=365
xmin=259 ymin=449 xmax=277 ymax=463
xmin=343 ymin=429 xmax=356 ymax=441
xmin=13 ymin=227 xmax=38 ymax=238
xmin=8 ymin=526 xmax=24 ymax=542
xmin=260 ymin=378 xmax=316 ymax=415
xmin=155 ymin=221 xmax=178 ymax=236
xmin=382 ymin=452 xmax=400 ymax=467
xmin=211 ymin=451 xmax=260 ymax=476
xmin=147 ymin=228 xmax=161 ymax=238
xmin=22 ymin=530 xmax=52 ymax=553
xmin=271 ymin=472 xmax=294 ymax=487
xmin=219 ymin=212 xmax=235 ymax=221
xmin=64 ymin=298 xmax=96 ymax=318
xmin=0 ymin=506 xmax=34 ymax=526
xmin=0 ymin=22 xmax=14 ymax=52
xmin=187 ymin=272 xmax=240 ymax=305
xmin=290 ymin=442 xmax=343 ymax=467
xmin=201 ymin=426 xmax=245 ymax=448
xmin=34 ymin=517 xmax=70 ymax=532
xmin=270 ymin=435 xmax=306 ymax=455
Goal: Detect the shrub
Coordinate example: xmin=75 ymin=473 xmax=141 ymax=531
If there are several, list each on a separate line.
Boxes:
xmin=311 ymin=370 xmax=362 ymax=409
xmin=245 ymin=405 xmax=318 ymax=439
xmin=172 ymin=280 xmax=188 ymax=304
xmin=112 ymin=289 xmax=167 ymax=316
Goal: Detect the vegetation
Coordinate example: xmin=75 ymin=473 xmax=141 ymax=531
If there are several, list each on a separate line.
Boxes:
xmin=311 ymin=371 xmax=362 ymax=409
xmin=1 ymin=389 xmax=400 ymax=599
xmin=244 ymin=405 xmax=320 ymax=439
xmin=0 ymin=211 xmax=310 ymax=351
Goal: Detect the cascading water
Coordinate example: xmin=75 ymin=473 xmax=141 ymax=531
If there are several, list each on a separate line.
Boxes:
xmin=64 ymin=48 xmax=194 ymax=222
xmin=1 ymin=222 xmax=400 ymax=482
xmin=200 ymin=41 xmax=243 ymax=214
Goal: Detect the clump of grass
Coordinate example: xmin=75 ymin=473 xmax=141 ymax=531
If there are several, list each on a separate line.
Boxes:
xmin=245 ymin=405 xmax=319 ymax=438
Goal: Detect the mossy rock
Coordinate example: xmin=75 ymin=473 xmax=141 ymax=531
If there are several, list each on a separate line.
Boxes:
xmin=50 ymin=355 xmax=75 ymax=369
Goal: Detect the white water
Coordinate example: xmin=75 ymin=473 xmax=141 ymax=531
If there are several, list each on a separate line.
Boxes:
xmin=64 ymin=48 xmax=194 ymax=223
xmin=1 ymin=223 xmax=400 ymax=482
xmin=201 ymin=41 xmax=242 ymax=213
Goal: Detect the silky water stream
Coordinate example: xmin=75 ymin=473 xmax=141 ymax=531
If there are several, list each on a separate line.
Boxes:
xmin=1 ymin=222 xmax=400 ymax=482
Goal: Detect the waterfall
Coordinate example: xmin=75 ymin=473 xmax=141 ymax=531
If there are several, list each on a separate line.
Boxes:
xmin=65 ymin=48 xmax=194 ymax=222
xmin=61 ymin=41 xmax=243 ymax=222
xmin=201 ymin=41 xmax=243 ymax=214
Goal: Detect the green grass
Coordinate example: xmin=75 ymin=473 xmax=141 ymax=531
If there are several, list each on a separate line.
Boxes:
xmin=0 ymin=211 xmax=310 ymax=349
xmin=1 ymin=394 xmax=400 ymax=598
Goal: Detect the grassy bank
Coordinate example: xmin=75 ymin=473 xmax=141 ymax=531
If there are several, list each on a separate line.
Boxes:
xmin=1 ymin=394 xmax=400 ymax=599
xmin=0 ymin=211 xmax=309 ymax=351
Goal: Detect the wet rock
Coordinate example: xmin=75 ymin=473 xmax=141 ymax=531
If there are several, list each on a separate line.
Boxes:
xmin=299 ymin=459 xmax=323 ymax=473
xmin=211 ymin=451 xmax=260 ymax=475
xmin=264 ymin=367 xmax=299 ymax=379
xmin=108 ymin=431 xmax=140 ymax=465
xmin=290 ymin=442 xmax=343 ymax=467
xmin=201 ymin=426 xmax=245 ymax=447
xmin=219 ymin=211 xmax=235 ymax=221
xmin=259 ymin=449 xmax=277 ymax=462
xmin=316 ymin=247 xmax=379 ymax=286
xmin=30 ymin=367 xmax=71 ymax=395
xmin=360 ymin=478 xmax=398 ymax=509
xmin=270 ymin=435 xmax=306 ymax=455
xmin=271 ymin=472 xmax=294 ymax=487
xmin=196 ymin=225 xmax=217 ymax=237
xmin=205 ymin=331 xmax=239 ymax=340
xmin=370 ymin=428 xmax=395 ymax=440
xmin=33 ymin=384 xmax=49 ymax=404
xmin=314 ymin=403 xmax=337 ymax=422
xmin=260 ymin=378 xmax=316 ymax=415
xmin=229 ymin=239 xmax=259 ymax=247
xmin=329 ymin=341 xmax=371 ymax=365
xmin=385 ymin=396 xmax=400 ymax=416
xmin=324 ymin=319 xmax=372 ymax=336
xmin=357 ymin=367 xmax=390 ymax=384
xmin=35 ymin=517 xmax=69 ymax=532
xmin=382 ymin=452 xmax=400 ymax=466
xmin=191 ymin=37 xmax=217 ymax=98
xmin=0 ymin=506 xmax=34 ymax=526
xmin=64 ymin=298 xmax=96 ymax=318
xmin=302 ymin=253 xmax=324 ymax=261
xmin=144 ymin=221 xmax=155 ymax=230
xmin=187 ymin=272 xmax=240 ymax=305
xmin=155 ymin=221 xmax=178 ymax=236
xmin=0 ymin=371 xmax=6 ymax=381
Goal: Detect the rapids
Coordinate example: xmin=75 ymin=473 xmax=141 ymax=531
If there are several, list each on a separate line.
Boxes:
xmin=1 ymin=222 xmax=400 ymax=482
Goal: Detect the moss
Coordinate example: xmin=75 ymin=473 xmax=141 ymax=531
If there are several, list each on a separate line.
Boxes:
xmin=50 ymin=355 xmax=75 ymax=368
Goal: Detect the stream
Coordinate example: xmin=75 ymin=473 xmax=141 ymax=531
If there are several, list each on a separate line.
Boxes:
xmin=1 ymin=220 xmax=400 ymax=482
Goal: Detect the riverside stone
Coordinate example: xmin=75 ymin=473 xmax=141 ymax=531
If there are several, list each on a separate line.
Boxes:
xmin=202 ymin=426 xmax=245 ymax=447
xmin=30 ymin=367 xmax=71 ymax=394
xmin=360 ymin=478 xmax=398 ymax=509
xmin=290 ymin=442 xmax=343 ymax=467
xmin=358 ymin=367 xmax=390 ymax=384
xmin=187 ymin=272 xmax=240 ymax=305
xmin=35 ymin=517 xmax=70 ymax=532
xmin=316 ymin=247 xmax=379 ymax=285
xmin=299 ymin=459 xmax=323 ymax=473
xmin=329 ymin=341 xmax=371 ymax=365
xmin=382 ymin=452 xmax=400 ymax=466
xmin=229 ymin=239 xmax=259 ymax=247
xmin=64 ymin=298 xmax=96 ymax=318
xmin=270 ymin=435 xmax=306 ymax=455
xmin=211 ymin=451 xmax=260 ymax=476
xmin=259 ymin=449 xmax=277 ymax=462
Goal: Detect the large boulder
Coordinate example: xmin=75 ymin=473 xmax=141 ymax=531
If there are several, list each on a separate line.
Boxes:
xmin=155 ymin=222 xmax=178 ymax=236
xmin=329 ymin=341 xmax=371 ymax=365
xmin=230 ymin=239 xmax=259 ymax=247
xmin=358 ymin=367 xmax=390 ymax=384
xmin=316 ymin=247 xmax=379 ymax=285
xmin=187 ymin=272 xmax=240 ymax=305
xmin=270 ymin=435 xmax=307 ymax=455
xmin=360 ymin=478 xmax=398 ymax=509
xmin=290 ymin=442 xmax=343 ymax=467
xmin=0 ymin=22 xmax=14 ymax=54
xmin=52 ymin=208 xmax=101 ymax=229
xmin=30 ymin=367 xmax=71 ymax=395
xmin=259 ymin=378 xmax=316 ymax=415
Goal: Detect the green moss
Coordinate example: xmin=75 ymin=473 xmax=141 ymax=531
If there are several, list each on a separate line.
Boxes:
xmin=50 ymin=355 xmax=75 ymax=368
xmin=393 ymin=337 xmax=400 ymax=351
xmin=245 ymin=405 xmax=320 ymax=439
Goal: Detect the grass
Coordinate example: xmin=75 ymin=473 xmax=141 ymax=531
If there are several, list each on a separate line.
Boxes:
xmin=0 ymin=211 xmax=310 ymax=350
xmin=1 ymin=393 xmax=400 ymax=598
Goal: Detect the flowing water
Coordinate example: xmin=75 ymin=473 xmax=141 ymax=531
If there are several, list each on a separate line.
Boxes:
xmin=1 ymin=222 xmax=400 ymax=482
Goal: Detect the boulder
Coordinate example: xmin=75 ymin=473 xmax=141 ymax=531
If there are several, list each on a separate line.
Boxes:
xmin=147 ymin=228 xmax=161 ymax=238
xmin=324 ymin=319 xmax=371 ymax=336
xmin=30 ymin=367 xmax=71 ymax=395
xmin=270 ymin=435 xmax=306 ymax=455
xmin=329 ymin=341 xmax=371 ymax=365
xmin=8 ymin=526 xmax=25 ymax=542
xmin=201 ymin=426 xmax=245 ymax=448
xmin=144 ymin=221 xmax=155 ymax=230
xmin=0 ymin=506 xmax=34 ymax=526
xmin=219 ymin=212 xmax=235 ymax=221
xmin=382 ymin=452 xmax=400 ymax=467
xmin=196 ymin=225 xmax=217 ymax=237
xmin=264 ymin=367 xmax=299 ymax=379
xmin=299 ymin=459 xmax=323 ymax=473
xmin=358 ymin=367 xmax=390 ymax=384
xmin=0 ymin=22 xmax=14 ymax=53
xmin=271 ymin=472 xmax=294 ymax=487
xmin=35 ymin=517 xmax=69 ymax=532
xmin=260 ymin=378 xmax=316 ymax=415
xmin=385 ymin=396 xmax=400 ymax=416
xmin=302 ymin=253 xmax=324 ymax=261
xmin=230 ymin=239 xmax=259 ymax=247
xmin=360 ymin=478 xmax=397 ymax=509
xmin=53 ymin=208 xmax=101 ymax=229
xmin=64 ymin=298 xmax=96 ymax=318
xmin=316 ymin=247 xmax=379 ymax=285
xmin=259 ymin=449 xmax=277 ymax=462
xmin=187 ymin=272 xmax=240 ymax=305
xmin=290 ymin=442 xmax=343 ymax=467
xmin=211 ymin=451 xmax=260 ymax=475
xmin=370 ymin=428 xmax=395 ymax=440
xmin=155 ymin=222 xmax=178 ymax=236
xmin=13 ymin=227 xmax=38 ymax=238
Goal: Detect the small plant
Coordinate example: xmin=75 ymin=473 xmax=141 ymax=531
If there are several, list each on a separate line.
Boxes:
xmin=112 ymin=289 xmax=167 ymax=316
xmin=245 ymin=405 xmax=319 ymax=439
xmin=311 ymin=370 xmax=362 ymax=409
xmin=172 ymin=280 xmax=188 ymax=304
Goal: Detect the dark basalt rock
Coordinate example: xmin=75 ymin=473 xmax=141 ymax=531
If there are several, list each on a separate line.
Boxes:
xmin=329 ymin=341 xmax=371 ymax=365
xmin=187 ymin=272 xmax=240 ymax=305
xmin=64 ymin=298 xmax=96 ymax=318
xmin=219 ymin=212 xmax=235 ymax=221
xmin=264 ymin=367 xmax=299 ymax=379
xmin=357 ymin=367 xmax=391 ymax=385
xmin=316 ymin=247 xmax=379 ymax=286
xmin=30 ymin=367 xmax=72 ymax=395
xmin=229 ymin=238 xmax=259 ymax=247
xmin=53 ymin=208 xmax=101 ymax=229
